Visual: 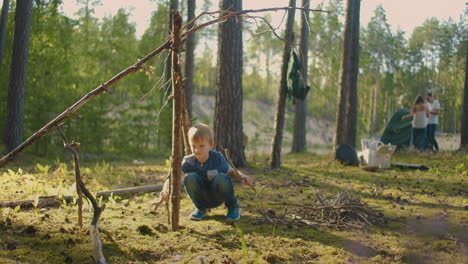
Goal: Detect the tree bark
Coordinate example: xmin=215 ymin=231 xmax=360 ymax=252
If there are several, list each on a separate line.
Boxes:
xmin=0 ymin=0 xmax=10 ymax=73
xmin=291 ymin=0 xmax=310 ymax=153
xmin=460 ymin=42 xmax=468 ymax=149
xmin=3 ymin=0 xmax=32 ymax=153
xmin=334 ymin=0 xmax=360 ymax=149
xmin=169 ymin=10 xmax=183 ymax=231
xmin=215 ymin=0 xmax=246 ymax=167
xmin=270 ymin=0 xmax=296 ymax=168
xmin=184 ymin=0 xmax=196 ymax=118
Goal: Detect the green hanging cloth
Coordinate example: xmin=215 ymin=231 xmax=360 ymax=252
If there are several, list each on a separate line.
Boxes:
xmin=286 ymin=51 xmax=310 ymax=104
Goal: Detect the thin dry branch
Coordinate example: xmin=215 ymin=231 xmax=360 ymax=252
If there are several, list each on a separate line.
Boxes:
xmin=181 ymin=7 xmax=326 ymax=41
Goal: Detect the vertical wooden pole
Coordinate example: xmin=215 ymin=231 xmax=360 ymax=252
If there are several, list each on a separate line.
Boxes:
xmin=169 ymin=10 xmax=183 ymax=231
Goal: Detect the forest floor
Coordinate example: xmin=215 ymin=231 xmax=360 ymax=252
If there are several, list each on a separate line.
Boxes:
xmin=0 ymin=150 xmax=467 ymax=263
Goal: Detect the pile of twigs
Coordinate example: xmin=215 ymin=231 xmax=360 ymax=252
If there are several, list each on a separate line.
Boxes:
xmin=254 ymin=192 xmax=392 ymax=230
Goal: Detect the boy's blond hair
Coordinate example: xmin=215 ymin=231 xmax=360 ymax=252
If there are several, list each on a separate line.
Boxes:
xmin=188 ymin=123 xmax=213 ymax=143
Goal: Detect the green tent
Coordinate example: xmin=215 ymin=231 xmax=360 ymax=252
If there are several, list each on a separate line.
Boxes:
xmin=380 ymin=108 xmax=412 ymax=151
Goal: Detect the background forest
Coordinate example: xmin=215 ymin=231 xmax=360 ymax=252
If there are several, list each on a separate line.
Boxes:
xmin=0 ymin=0 xmax=465 ymax=158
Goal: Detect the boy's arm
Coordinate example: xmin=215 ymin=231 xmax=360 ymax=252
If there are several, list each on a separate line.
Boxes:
xmin=160 ymin=171 xmax=185 ymax=202
xmin=227 ymin=168 xmax=254 ymax=187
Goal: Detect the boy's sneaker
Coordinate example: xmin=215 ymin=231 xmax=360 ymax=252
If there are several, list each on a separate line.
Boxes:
xmin=226 ymin=207 xmax=240 ymax=221
xmin=189 ymin=208 xmax=207 ymax=220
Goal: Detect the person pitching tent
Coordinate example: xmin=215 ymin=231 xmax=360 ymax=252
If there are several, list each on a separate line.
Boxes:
xmin=160 ymin=123 xmax=254 ymax=221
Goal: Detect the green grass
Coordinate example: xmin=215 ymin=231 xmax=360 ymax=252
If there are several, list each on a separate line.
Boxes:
xmin=0 ymin=151 xmax=467 ymax=263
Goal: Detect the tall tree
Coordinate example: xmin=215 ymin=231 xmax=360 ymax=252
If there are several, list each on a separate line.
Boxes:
xmin=3 ymin=0 xmax=33 ymax=153
xmin=184 ymin=0 xmax=196 ymax=118
xmin=334 ymin=0 xmax=360 ymax=148
xmin=363 ymin=5 xmax=392 ymax=136
xmin=0 ymin=0 xmax=10 ymax=74
xmin=214 ymin=0 xmax=245 ymax=167
xmin=291 ymin=0 xmax=310 ymax=152
xmin=461 ymin=42 xmax=468 ymax=149
xmin=270 ymin=0 xmax=296 ymax=168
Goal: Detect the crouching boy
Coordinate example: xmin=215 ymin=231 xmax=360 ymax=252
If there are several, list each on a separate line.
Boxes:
xmin=161 ymin=123 xmax=254 ymax=221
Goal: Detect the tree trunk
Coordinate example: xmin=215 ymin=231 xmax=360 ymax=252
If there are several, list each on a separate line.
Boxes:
xmin=371 ymin=63 xmax=380 ymax=136
xmin=460 ymin=42 xmax=468 ymax=149
xmin=214 ymin=0 xmax=246 ymax=167
xmin=291 ymin=0 xmax=310 ymax=153
xmin=184 ymin=0 xmax=196 ymax=118
xmin=3 ymin=0 xmax=33 ymax=153
xmin=169 ymin=11 xmax=183 ymax=231
xmin=0 ymin=0 xmax=10 ymax=73
xmin=334 ymin=0 xmax=360 ymax=149
xmin=270 ymin=0 xmax=296 ymax=168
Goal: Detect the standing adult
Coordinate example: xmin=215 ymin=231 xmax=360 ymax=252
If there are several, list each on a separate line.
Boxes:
xmin=426 ymin=92 xmax=440 ymax=152
xmin=402 ymin=95 xmax=429 ymax=151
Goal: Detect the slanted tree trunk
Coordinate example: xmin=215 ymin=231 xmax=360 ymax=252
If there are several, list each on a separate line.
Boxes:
xmin=214 ymin=0 xmax=246 ymax=167
xmin=0 ymin=0 xmax=10 ymax=73
xmin=291 ymin=0 xmax=310 ymax=153
xmin=270 ymin=0 xmax=296 ymax=168
xmin=3 ymin=0 xmax=32 ymax=153
xmin=184 ymin=0 xmax=196 ymax=118
xmin=460 ymin=43 xmax=468 ymax=150
xmin=334 ymin=0 xmax=360 ymax=149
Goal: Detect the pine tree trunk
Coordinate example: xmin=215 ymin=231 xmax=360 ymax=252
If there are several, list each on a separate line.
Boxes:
xmin=371 ymin=63 xmax=380 ymax=136
xmin=215 ymin=0 xmax=246 ymax=167
xmin=334 ymin=0 xmax=360 ymax=148
xmin=291 ymin=0 xmax=310 ymax=153
xmin=3 ymin=0 xmax=32 ymax=153
xmin=0 ymin=0 xmax=10 ymax=73
xmin=184 ymin=0 xmax=196 ymax=118
xmin=460 ymin=43 xmax=468 ymax=149
xmin=270 ymin=0 xmax=296 ymax=168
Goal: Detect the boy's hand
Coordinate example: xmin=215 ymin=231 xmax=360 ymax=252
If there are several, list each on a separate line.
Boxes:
xmin=240 ymin=173 xmax=254 ymax=187
xmin=159 ymin=180 xmax=170 ymax=202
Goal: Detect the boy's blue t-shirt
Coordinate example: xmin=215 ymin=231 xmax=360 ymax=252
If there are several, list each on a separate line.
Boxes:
xmin=182 ymin=149 xmax=230 ymax=178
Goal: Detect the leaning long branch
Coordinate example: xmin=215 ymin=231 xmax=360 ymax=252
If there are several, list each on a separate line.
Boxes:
xmin=0 ymin=40 xmax=171 ymax=168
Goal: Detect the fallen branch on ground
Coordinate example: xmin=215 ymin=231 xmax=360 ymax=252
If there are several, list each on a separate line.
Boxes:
xmin=0 ymin=184 xmax=164 ymax=210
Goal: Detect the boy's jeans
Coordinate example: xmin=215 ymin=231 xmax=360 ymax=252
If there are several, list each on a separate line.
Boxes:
xmin=184 ymin=172 xmax=239 ymax=210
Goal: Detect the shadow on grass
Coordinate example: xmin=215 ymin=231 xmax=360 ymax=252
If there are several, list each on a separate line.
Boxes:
xmin=0 ymin=218 xmax=127 ymax=264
